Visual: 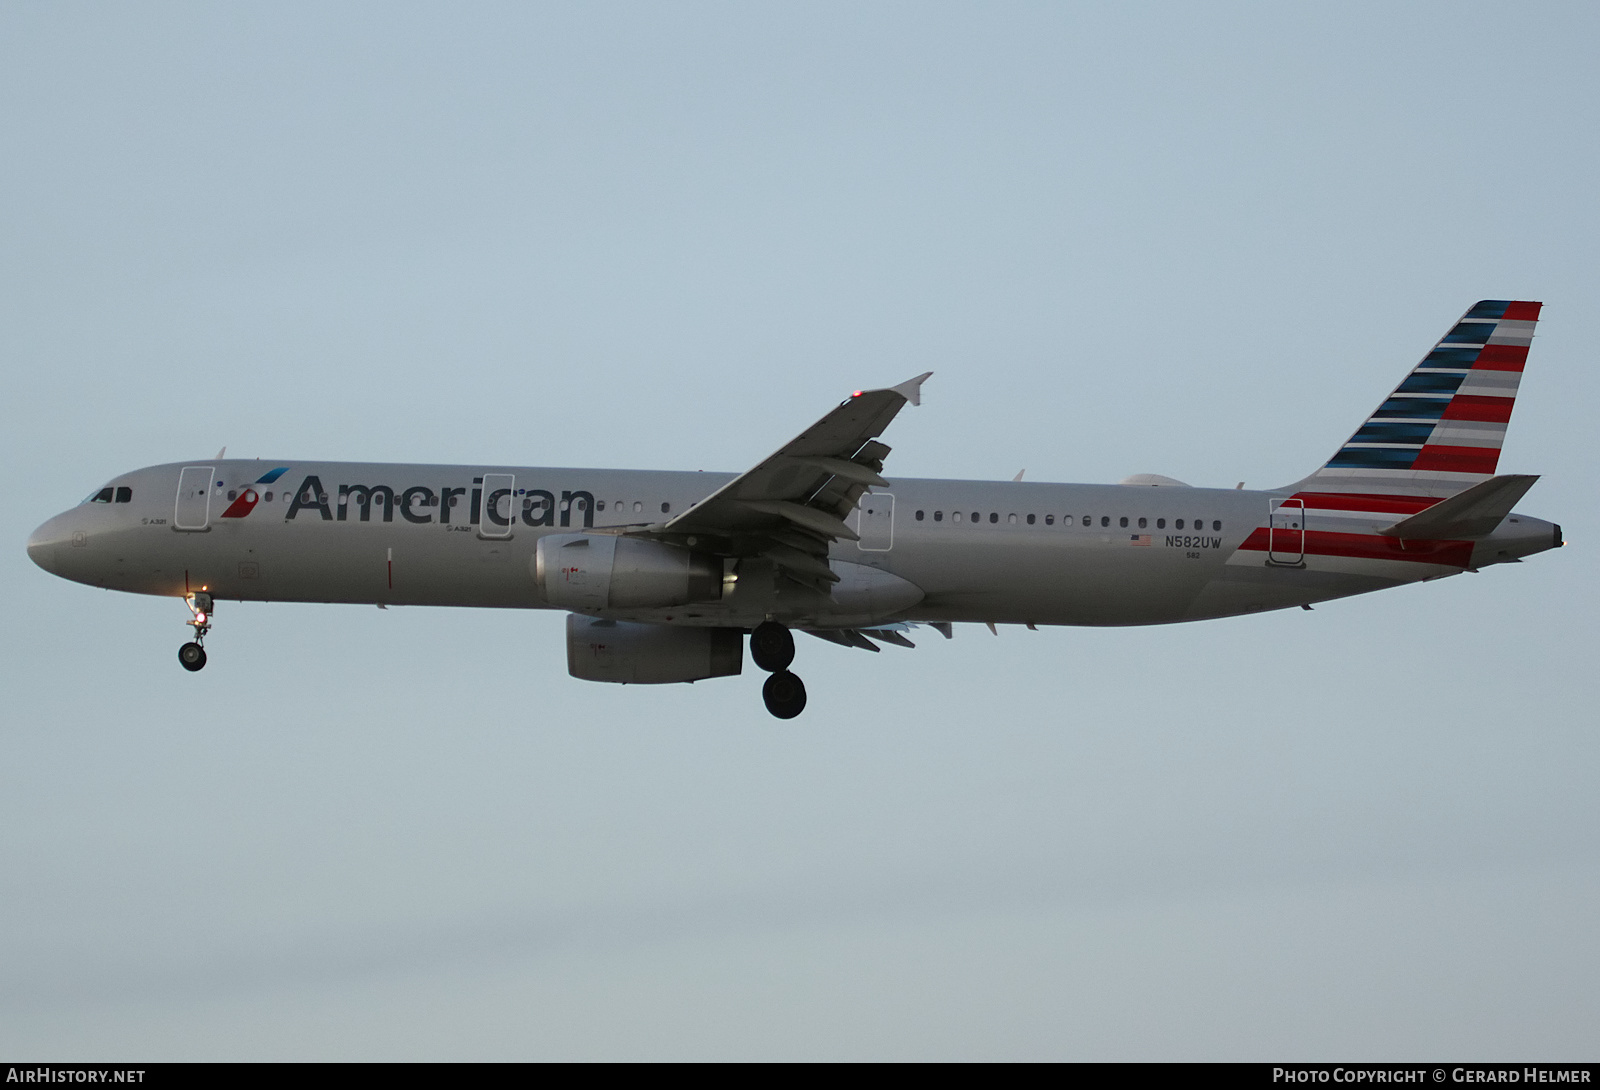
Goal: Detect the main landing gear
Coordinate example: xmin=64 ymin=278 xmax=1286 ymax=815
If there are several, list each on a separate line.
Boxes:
xmin=179 ymin=592 xmax=212 ymax=673
xmin=751 ymin=621 xmax=806 ymax=719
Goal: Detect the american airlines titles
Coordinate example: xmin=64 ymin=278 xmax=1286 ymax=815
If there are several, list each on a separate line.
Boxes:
xmin=278 ymin=474 xmax=1222 ymax=546
xmin=284 ymin=475 xmax=596 ymax=529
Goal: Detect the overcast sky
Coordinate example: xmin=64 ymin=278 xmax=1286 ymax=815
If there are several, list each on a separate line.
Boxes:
xmin=3 ymin=2 xmax=1598 ymax=1060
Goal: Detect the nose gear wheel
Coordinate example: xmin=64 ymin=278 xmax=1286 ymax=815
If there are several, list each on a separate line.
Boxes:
xmin=179 ymin=592 xmax=213 ymax=672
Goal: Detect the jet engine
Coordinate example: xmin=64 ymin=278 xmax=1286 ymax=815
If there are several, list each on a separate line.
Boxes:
xmin=566 ymin=614 xmax=743 ymax=684
xmin=534 ymin=533 xmax=723 ymax=610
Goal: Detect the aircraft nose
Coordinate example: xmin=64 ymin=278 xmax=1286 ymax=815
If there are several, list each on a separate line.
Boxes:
xmin=27 ymin=515 xmax=65 ymax=575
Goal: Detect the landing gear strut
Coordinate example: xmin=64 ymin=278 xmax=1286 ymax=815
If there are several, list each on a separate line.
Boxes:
xmin=179 ymin=592 xmax=212 ymax=672
xmin=751 ymin=621 xmax=805 ymax=718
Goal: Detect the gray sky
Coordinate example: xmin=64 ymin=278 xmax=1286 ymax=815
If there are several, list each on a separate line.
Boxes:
xmin=3 ymin=1 xmax=1597 ymax=1060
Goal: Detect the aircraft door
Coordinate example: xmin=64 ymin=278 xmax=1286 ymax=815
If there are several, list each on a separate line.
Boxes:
xmin=1268 ymin=498 xmax=1305 ymax=565
xmin=479 ymin=473 xmax=515 ymax=539
xmin=174 ymin=466 xmax=214 ymax=531
xmin=856 ymin=492 xmax=894 ymax=552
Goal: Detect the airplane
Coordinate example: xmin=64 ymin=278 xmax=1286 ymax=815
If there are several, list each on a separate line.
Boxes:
xmin=27 ymin=300 xmax=1562 ymax=719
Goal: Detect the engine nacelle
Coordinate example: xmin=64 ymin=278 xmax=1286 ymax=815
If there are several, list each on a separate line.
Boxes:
xmin=566 ymin=614 xmax=743 ymax=684
xmin=534 ymin=534 xmax=723 ymax=610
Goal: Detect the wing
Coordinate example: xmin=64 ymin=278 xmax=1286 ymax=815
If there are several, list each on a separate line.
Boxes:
xmin=634 ymin=372 xmax=931 ymax=589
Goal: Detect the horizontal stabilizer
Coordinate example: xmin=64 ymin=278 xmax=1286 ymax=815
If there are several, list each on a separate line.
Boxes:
xmin=1379 ymin=474 xmax=1539 ymax=540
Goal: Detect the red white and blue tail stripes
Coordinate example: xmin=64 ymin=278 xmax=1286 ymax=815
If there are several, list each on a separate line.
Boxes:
xmin=1302 ymin=300 xmax=1540 ymax=498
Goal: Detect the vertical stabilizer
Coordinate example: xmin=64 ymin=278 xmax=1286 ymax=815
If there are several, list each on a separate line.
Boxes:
xmin=1291 ymin=300 xmax=1541 ymax=498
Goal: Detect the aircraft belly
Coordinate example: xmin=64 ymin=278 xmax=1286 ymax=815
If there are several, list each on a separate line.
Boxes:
xmin=81 ymin=516 xmax=545 ymax=609
xmin=888 ymin=533 xmax=1214 ymax=626
xmin=258 ymin=526 xmax=540 ymax=607
xmin=1189 ymin=549 xmax=1459 ymax=620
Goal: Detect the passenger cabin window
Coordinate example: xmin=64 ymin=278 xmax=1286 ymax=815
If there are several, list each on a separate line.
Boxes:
xmin=1082 ymin=516 xmax=1091 ymax=527
xmin=1026 ymin=514 xmax=1035 ymax=525
xmin=1119 ymin=517 xmax=1129 ymax=528
xmin=953 ymin=511 xmax=963 ymax=523
xmin=971 ymin=511 xmax=979 ymax=523
xmin=1175 ymin=519 xmax=1184 ymax=529
xmin=1100 ymin=516 xmax=1109 ymax=527
xmin=988 ymin=512 xmax=997 ymax=524
xmin=934 ymin=510 xmax=943 ymax=522
xmin=1212 ymin=520 xmax=1222 ymax=531
xmin=1045 ymin=515 xmax=1054 ymax=525
xmin=661 ymin=502 xmax=671 ymax=513
xmin=1157 ymin=518 xmax=1165 ymax=529
xmin=1008 ymin=513 xmax=1018 ymax=524
xmin=915 ymin=510 xmax=925 ymax=521
xmin=1138 ymin=517 xmax=1147 ymax=529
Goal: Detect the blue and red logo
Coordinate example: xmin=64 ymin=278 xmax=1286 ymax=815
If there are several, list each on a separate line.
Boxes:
xmin=219 ymin=467 xmax=289 ymax=518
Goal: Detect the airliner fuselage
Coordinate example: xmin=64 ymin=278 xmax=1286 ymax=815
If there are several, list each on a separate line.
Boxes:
xmin=26 ymin=300 xmax=1564 ymax=717
xmin=26 ymin=460 xmax=1559 ymax=629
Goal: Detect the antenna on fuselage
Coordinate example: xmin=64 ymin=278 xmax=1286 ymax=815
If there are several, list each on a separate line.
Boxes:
xmin=214 ymin=446 xmax=226 ymax=460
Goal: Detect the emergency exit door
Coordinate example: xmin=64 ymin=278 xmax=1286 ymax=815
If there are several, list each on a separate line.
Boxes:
xmin=856 ymin=493 xmax=894 ymax=552
xmin=1268 ymin=498 xmax=1305 ymax=565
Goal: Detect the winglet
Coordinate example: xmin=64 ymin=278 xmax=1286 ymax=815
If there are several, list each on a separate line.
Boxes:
xmin=890 ymin=371 xmax=933 ymax=407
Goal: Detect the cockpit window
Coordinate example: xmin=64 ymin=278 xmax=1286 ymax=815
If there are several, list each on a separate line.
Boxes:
xmin=84 ymin=485 xmax=134 ymax=504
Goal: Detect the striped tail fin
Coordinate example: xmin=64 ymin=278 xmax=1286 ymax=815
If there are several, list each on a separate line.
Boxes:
xmin=1292 ymin=300 xmax=1541 ymax=498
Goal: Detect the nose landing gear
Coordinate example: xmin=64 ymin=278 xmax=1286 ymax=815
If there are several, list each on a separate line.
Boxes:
xmin=751 ymin=621 xmax=806 ymax=718
xmin=179 ymin=592 xmax=212 ymax=672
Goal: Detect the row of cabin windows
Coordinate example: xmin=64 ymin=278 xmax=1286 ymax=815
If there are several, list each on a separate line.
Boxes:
xmin=913 ymin=509 xmax=1222 ymax=532
xmin=93 ymin=479 xmax=1215 ymax=533
xmin=90 ymin=480 xmax=1218 ymax=534
xmin=204 ymin=489 xmax=676 ymax=515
